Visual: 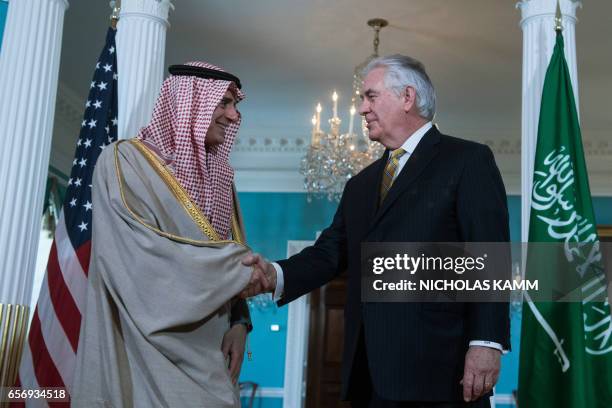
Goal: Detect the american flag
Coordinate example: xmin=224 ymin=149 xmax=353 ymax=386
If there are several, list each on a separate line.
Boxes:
xmin=15 ymin=27 xmax=118 ymax=406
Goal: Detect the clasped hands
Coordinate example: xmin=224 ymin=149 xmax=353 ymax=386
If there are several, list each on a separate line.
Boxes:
xmin=240 ymin=253 xmax=277 ymax=298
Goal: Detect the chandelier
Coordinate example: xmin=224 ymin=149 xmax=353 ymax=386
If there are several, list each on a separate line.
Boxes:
xmin=300 ymin=19 xmax=388 ymax=202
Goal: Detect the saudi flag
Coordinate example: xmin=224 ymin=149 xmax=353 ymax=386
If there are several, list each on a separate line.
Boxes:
xmin=518 ymin=31 xmax=612 ymax=407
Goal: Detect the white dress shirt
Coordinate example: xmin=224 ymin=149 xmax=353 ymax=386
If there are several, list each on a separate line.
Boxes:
xmin=271 ymin=121 xmax=504 ymax=353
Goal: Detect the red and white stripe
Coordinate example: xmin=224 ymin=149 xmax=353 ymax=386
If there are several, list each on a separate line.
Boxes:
xmin=15 ymin=213 xmax=89 ymax=407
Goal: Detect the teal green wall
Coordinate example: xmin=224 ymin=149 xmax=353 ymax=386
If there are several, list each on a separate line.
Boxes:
xmin=240 ymin=397 xmax=283 ymax=408
xmin=237 ymin=193 xmax=612 ymax=406
xmin=0 ymin=1 xmax=8 ymax=50
xmin=593 ymin=197 xmax=612 ymax=224
xmin=237 ymin=193 xmax=339 ymax=406
xmin=238 ymin=193 xmax=339 ymax=388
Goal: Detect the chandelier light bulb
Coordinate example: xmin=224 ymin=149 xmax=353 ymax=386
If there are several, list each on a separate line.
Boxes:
xmin=348 ymin=105 xmax=356 ymax=135
xmin=332 ymin=91 xmax=338 ymax=118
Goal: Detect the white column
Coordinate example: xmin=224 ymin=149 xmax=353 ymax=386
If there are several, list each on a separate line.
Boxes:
xmin=283 ymin=240 xmax=314 ymax=408
xmin=516 ymin=0 xmax=581 ymax=242
xmin=116 ymin=0 xmax=172 ymax=140
xmin=0 ymin=0 xmax=69 ymax=306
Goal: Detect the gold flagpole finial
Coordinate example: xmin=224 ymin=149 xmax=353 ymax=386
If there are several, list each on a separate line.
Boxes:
xmin=110 ymin=0 xmax=121 ymax=29
xmin=555 ymin=0 xmax=563 ymax=32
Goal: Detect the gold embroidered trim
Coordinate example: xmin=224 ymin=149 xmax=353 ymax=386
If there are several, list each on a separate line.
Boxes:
xmin=130 ymin=140 xmax=245 ymax=244
xmin=130 ymin=139 xmax=221 ymax=241
xmin=230 ymin=187 xmax=245 ymax=245
xmin=113 ymin=141 xmax=244 ymax=247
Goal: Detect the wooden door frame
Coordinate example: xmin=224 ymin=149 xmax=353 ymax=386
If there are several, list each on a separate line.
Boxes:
xmin=598 ymin=225 xmax=612 ymax=240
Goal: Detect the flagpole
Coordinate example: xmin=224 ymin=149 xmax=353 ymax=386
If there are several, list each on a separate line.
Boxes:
xmin=555 ymin=0 xmax=563 ymax=31
xmin=110 ymin=0 xmax=120 ymax=30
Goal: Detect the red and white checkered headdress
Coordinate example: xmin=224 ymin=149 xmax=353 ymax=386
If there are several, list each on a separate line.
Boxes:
xmin=137 ymin=61 xmax=244 ymax=239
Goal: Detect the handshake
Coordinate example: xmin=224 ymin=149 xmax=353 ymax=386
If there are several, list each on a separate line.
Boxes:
xmin=240 ymin=254 xmax=278 ymax=298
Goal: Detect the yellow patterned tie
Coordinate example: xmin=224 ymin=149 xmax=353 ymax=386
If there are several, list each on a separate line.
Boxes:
xmin=379 ymin=148 xmax=406 ymax=204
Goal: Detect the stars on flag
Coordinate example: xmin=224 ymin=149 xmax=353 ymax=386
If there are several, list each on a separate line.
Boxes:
xmin=63 ymin=27 xmax=117 ymax=248
xmin=111 ymin=117 xmax=118 ymax=126
xmin=113 ymin=73 xmax=118 ymax=81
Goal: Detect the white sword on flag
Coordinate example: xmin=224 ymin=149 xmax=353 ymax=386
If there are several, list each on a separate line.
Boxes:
xmin=524 ymin=291 xmax=570 ymax=372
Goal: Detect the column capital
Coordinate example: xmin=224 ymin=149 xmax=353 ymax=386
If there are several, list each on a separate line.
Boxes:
xmin=517 ymin=0 xmax=582 ymax=27
xmin=116 ymin=0 xmax=171 ymax=140
xmin=119 ymin=0 xmax=173 ymax=27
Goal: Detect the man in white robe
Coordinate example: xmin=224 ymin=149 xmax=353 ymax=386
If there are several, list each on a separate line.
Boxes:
xmin=72 ymin=62 xmax=261 ymax=408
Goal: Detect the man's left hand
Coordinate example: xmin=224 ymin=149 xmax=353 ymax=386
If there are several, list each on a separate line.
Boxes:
xmin=221 ymin=324 xmax=248 ymax=385
xmin=461 ymin=345 xmax=500 ymax=402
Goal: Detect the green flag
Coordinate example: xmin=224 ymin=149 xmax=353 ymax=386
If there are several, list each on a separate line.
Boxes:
xmin=518 ymin=31 xmax=612 ymax=407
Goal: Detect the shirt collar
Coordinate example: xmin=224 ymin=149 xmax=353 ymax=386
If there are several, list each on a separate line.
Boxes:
xmin=399 ymin=121 xmax=432 ymax=155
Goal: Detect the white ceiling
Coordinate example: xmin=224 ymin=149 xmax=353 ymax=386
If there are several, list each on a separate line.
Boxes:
xmin=51 ymin=0 xmax=612 ymax=186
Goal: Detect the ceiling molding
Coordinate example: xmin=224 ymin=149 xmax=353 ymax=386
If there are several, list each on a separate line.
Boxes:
xmin=233 ymin=136 xmax=308 ymax=153
xmin=234 ymin=134 xmax=612 ymax=157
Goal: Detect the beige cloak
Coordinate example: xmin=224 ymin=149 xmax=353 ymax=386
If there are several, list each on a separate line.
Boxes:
xmin=72 ymin=140 xmax=252 ymax=408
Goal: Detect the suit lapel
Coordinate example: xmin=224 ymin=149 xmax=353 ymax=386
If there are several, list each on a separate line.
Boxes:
xmin=368 ymin=127 xmax=441 ymax=231
xmin=365 ymin=150 xmax=389 ymax=223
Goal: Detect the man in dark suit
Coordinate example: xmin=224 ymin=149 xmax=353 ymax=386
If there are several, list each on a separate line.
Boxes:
xmin=243 ymin=54 xmax=510 ymax=408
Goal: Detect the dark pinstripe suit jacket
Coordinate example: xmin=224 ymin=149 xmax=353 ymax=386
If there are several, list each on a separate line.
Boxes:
xmin=278 ymin=127 xmax=511 ymax=402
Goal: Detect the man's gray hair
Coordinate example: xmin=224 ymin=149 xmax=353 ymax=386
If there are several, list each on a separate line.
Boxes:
xmin=362 ymin=54 xmax=436 ymax=121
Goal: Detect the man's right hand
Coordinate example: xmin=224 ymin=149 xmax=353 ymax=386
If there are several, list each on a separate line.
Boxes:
xmin=240 ymin=253 xmax=277 ymax=298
